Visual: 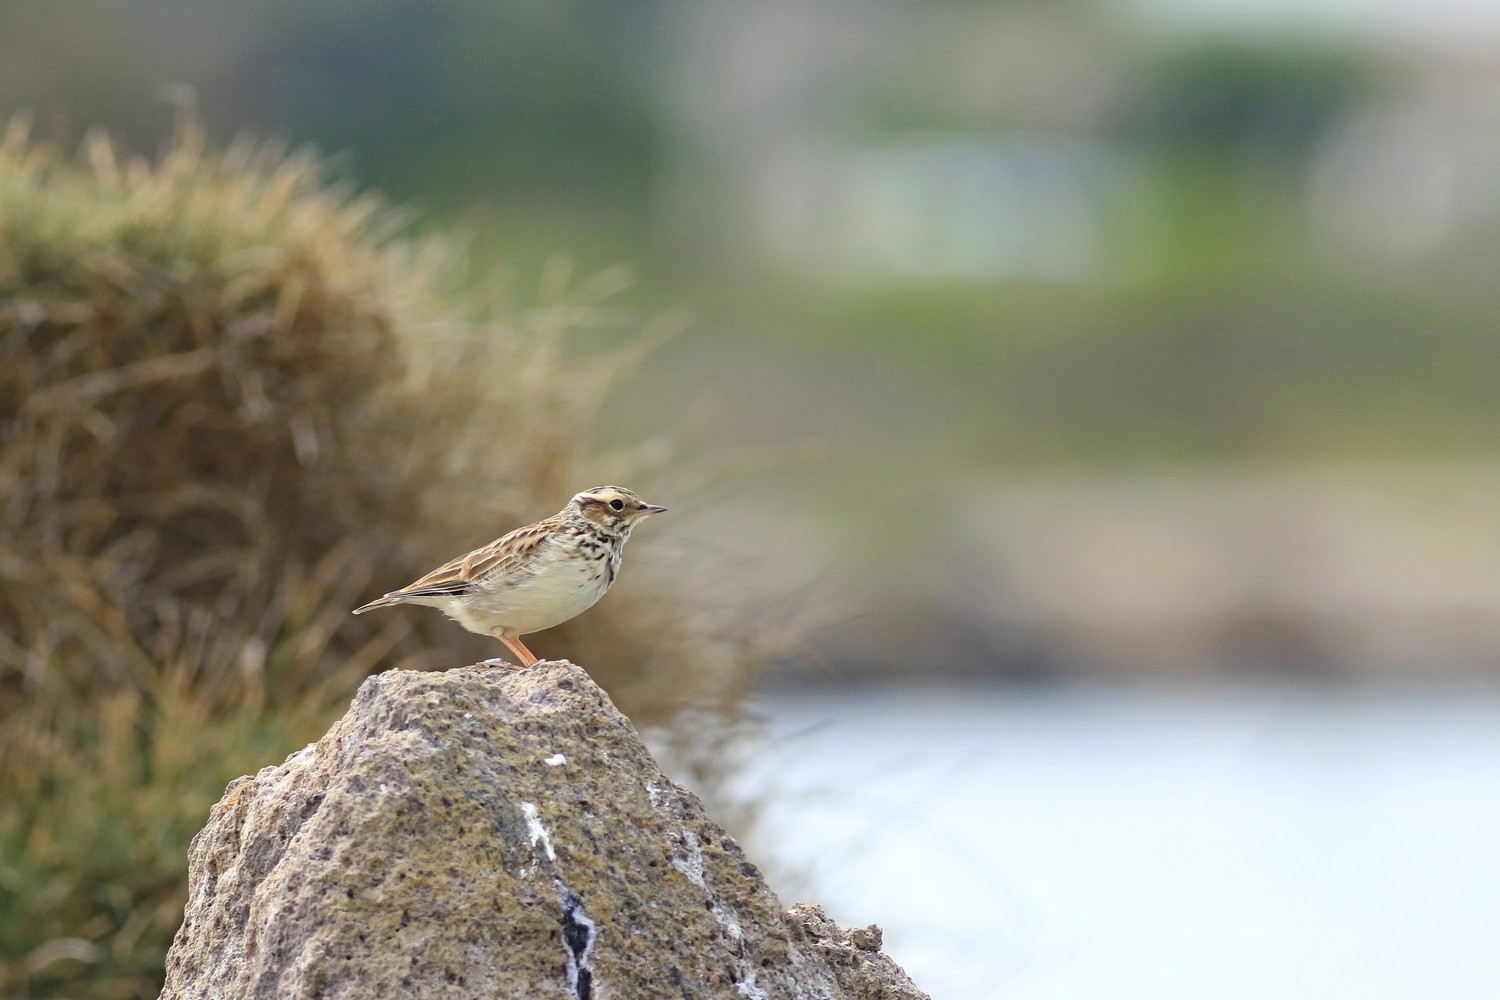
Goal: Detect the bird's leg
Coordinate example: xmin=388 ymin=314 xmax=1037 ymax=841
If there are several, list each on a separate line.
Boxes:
xmin=500 ymin=634 xmax=540 ymax=667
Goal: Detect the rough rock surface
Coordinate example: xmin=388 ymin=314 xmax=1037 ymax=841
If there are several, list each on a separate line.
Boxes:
xmin=160 ymin=661 xmax=930 ymax=1000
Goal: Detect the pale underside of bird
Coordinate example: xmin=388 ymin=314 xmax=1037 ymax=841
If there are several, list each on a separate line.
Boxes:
xmin=353 ymin=485 xmax=667 ymax=666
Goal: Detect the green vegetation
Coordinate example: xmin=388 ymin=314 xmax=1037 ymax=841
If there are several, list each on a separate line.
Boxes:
xmin=813 ymin=273 xmax=1500 ymax=465
xmin=0 ymin=121 xmax=769 ymax=999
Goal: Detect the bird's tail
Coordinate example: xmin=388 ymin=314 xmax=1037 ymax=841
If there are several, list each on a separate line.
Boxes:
xmin=351 ymin=593 xmax=405 ymax=615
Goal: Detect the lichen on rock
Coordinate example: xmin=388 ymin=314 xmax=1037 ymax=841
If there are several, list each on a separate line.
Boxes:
xmin=160 ymin=662 xmax=929 ymax=1000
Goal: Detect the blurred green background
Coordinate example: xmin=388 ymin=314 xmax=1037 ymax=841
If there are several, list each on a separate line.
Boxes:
xmin=10 ymin=0 xmax=1498 ymax=684
xmin=8 ymin=0 xmax=1500 ymax=684
xmin=5 ymin=1 xmax=1500 ymax=997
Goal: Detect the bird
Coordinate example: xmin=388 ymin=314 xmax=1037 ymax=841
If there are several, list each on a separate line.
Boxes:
xmin=353 ymin=486 xmax=667 ymax=666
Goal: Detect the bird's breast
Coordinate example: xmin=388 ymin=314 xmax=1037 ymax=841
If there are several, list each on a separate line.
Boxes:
xmin=473 ymin=531 xmax=624 ymax=635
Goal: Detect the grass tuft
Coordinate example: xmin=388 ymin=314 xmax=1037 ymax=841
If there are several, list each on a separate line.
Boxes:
xmin=0 ymin=119 xmax=773 ymax=998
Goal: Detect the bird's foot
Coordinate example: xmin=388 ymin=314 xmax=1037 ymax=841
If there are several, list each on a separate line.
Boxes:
xmin=479 ymin=657 xmax=518 ymax=669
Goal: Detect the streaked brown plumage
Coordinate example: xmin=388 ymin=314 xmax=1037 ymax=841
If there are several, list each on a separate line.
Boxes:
xmin=353 ymin=486 xmax=667 ymax=665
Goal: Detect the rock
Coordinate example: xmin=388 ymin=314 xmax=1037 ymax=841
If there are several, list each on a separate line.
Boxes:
xmin=788 ymin=906 xmax=922 ymax=1000
xmin=846 ymin=921 xmax=884 ymax=954
xmin=160 ymin=661 xmax=930 ymax=1000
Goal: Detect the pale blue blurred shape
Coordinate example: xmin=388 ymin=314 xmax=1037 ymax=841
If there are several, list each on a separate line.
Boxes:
xmin=837 ymin=136 xmax=1133 ymax=283
xmin=745 ymin=686 xmax=1500 ymax=999
xmin=695 ymin=132 xmax=1157 ymax=286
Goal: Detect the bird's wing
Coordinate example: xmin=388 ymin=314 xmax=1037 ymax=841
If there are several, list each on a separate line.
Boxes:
xmin=457 ymin=521 xmax=555 ymax=584
xmin=385 ymin=520 xmax=555 ymax=600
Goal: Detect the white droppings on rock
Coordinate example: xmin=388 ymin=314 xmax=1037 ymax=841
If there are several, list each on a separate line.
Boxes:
xmin=670 ymin=826 xmax=771 ymax=996
xmin=283 ymin=742 xmax=318 ymax=765
xmin=736 ymin=978 xmax=771 ymax=1000
xmin=672 ymin=828 xmax=744 ymax=943
xmin=544 ymin=753 xmax=567 ymax=767
xmin=670 ymin=827 xmax=705 ymax=887
xmin=521 ymin=801 xmax=556 ymax=862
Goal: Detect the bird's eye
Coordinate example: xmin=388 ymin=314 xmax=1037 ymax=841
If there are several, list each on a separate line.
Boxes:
xmin=610 ymin=499 xmax=624 ymax=511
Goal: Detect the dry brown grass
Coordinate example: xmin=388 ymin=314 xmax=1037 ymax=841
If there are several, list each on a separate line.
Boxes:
xmin=0 ymin=119 xmax=775 ymax=998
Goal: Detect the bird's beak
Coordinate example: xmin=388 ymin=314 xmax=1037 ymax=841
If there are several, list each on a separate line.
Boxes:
xmin=642 ymin=504 xmax=668 ymax=514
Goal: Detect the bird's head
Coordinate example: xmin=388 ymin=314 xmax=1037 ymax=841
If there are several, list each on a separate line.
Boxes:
xmin=569 ymin=486 xmax=668 ymax=530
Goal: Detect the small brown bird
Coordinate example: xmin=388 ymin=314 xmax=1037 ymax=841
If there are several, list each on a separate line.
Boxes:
xmin=353 ymin=486 xmax=667 ymax=666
